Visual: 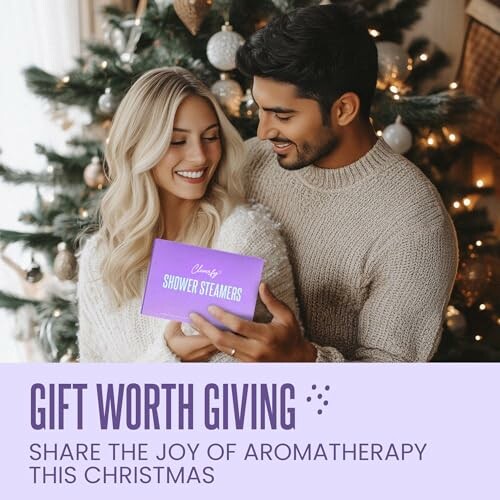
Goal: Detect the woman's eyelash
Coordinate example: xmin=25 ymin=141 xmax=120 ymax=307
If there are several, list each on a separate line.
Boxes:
xmin=170 ymin=136 xmax=219 ymax=146
xmin=276 ymin=116 xmax=291 ymax=122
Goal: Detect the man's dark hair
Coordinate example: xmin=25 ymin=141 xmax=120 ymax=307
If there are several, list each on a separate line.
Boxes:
xmin=236 ymin=3 xmax=378 ymax=122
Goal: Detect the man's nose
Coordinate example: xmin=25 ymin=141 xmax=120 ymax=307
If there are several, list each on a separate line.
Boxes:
xmin=257 ymin=114 xmax=279 ymax=141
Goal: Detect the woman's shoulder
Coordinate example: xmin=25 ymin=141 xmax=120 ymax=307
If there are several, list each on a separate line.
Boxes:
xmin=77 ymin=232 xmax=106 ymax=281
xmin=223 ymin=202 xmax=280 ymax=232
xmin=215 ymin=203 xmax=284 ymax=255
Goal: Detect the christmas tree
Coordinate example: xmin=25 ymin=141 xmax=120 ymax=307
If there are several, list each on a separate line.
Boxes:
xmin=0 ymin=0 xmax=498 ymax=362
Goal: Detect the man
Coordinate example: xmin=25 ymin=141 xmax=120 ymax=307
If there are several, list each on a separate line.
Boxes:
xmin=166 ymin=3 xmax=458 ymax=362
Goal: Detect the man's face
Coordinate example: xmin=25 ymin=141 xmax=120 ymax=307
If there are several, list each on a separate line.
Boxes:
xmin=252 ymin=76 xmax=339 ymax=170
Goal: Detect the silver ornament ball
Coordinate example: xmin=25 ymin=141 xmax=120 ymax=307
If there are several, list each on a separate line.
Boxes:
xmin=98 ymin=87 xmax=118 ymax=115
xmin=207 ymin=23 xmax=245 ymax=71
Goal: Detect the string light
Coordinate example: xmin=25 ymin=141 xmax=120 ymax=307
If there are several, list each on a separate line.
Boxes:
xmin=368 ymin=28 xmax=380 ymax=38
xmin=53 ymin=309 xmax=62 ymax=318
xmin=389 ymin=85 xmax=399 ymax=94
xmin=476 ymin=240 xmax=483 ymax=247
xmin=101 ymin=61 xmax=108 ymax=69
xmin=393 ymin=94 xmax=400 ymax=101
xmin=80 ymin=209 xmax=89 ymax=219
xmin=462 ymin=197 xmax=471 ymax=207
xmin=474 ymin=335 xmax=483 ymax=341
xmin=419 ymin=53 xmax=429 ymax=61
xmin=376 ymin=130 xmax=383 ymax=137
xmin=452 ymin=201 xmax=461 ymax=209
xmin=476 ymin=179 xmax=485 ymax=188
xmin=427 ymin=136 xmax=435 ymax=146
xmin=479 ymin=304 xmax=486 ymax=311
xmin=407 ymin=62 xmax=413 ymax=71
xmin=62 ymin=75 xmax=70 ymax=83
xmin=448 ymin=133 xmax=458 ymax=143
xmin=449 ymin=82 xmax=458 ymax=90
xmin=46 ymin=165 xmax=54 ymax=174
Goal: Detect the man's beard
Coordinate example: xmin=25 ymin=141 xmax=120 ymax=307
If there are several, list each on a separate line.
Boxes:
xmin=275 ymin=132 xmax=339 ymax=171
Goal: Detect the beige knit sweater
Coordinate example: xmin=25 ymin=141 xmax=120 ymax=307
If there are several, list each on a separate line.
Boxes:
xmin=77 ymin=204 xmax=300 ymax=362
xmin=243 ymin=137 xmax=459 ymax=362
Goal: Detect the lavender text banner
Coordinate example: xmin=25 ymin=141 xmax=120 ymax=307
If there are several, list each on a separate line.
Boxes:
xmin=0 ymin=363 xmax=498 ymax=499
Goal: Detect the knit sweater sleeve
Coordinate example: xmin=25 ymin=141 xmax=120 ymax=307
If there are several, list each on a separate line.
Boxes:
xmin=354 ymin=222 xmax=458 ymax=362
xmin=207 ymin=203 xmax=301 ymax=363
xmin=77 ymin=235 xmax=178 ymax=363
xmin=315 ymin=222 xmax=458 ymax=362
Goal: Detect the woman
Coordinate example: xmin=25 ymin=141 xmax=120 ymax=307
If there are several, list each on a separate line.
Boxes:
xmin=77 ymin=67 xmax=299 ymax=362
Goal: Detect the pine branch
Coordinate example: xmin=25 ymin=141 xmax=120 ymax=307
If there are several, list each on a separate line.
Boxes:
xmin=0 ymin=229 xmax=60 ymax=251
xmin=0 ymin=163 xmax=53 ymax=185
xmin=24 ymin=66 xmax=100 ymax=110
xmin=0 ymin=291 xmax=39 ymax=311
xmin=373 ymin=91 xmax=478 ymax=128
xmin=368 ymin=0 xmax=428 ymax=43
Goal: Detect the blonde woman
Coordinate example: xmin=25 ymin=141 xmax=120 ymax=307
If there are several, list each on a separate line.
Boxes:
xmin=77 ymin=67 xmax=300 ymax=362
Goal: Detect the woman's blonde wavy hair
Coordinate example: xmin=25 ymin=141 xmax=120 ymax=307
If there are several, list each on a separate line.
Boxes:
xmin=97 ymin=66 xmax=245 ymax=307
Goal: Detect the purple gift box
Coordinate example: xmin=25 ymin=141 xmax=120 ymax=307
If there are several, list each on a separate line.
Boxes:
xmin=141 ymin=239 xmax=265 ymax=329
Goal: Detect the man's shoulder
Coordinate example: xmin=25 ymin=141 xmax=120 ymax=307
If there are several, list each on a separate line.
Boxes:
xmin=377 ymin=153 xmax=453 ymax=233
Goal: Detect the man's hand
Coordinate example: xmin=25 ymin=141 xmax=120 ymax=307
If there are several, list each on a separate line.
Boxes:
xmin=164 ymin=321 xmax=219 ymax=362
xmin=189 ymin=283 xmax=317 ymax=362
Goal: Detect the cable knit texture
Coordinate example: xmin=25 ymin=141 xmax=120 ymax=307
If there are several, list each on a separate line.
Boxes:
xmin=77 ymin=204 xmax=299 ymax=362
xmin=243 ymin=137 xmax=459 ymax=362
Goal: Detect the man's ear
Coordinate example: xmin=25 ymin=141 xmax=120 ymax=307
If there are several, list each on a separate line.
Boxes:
xmin=330 ymin=92 xmax=360 ymax=126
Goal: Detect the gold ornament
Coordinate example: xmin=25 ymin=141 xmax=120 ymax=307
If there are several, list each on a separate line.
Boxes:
xmin=84 ymin=156 xmax=108 ymax=189
xmin=54 ymin=242 xmax=77 ymax=281
xmin=456 ymin=255 xmax=493 ymax=306
xmin=173 ymin=0 xmax=212 ymax=36
xmin=211 ymin=73 xmax=243 ymax=117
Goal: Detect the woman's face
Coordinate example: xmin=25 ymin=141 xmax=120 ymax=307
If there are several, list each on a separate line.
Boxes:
xmin=153 ymin=95 xmax=222 ymax=201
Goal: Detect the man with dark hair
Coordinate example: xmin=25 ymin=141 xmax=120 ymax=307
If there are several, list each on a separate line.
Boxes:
xmin=188 ymin=4 xmax=458 ymax=362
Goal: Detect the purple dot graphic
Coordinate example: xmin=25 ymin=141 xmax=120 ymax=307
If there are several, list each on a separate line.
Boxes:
xmin=306 ymin=396 xmax=311 ymax=402
xmin=325 ymin=385 xmax=330 ymax=391
xmin=317 ymin=409 xmax=323 ymax=415
xmin=323 ymin=400 xmax=328 ymax=406
xmin=312 ymin=384 xmax=317 ymax=390
xmin=318 ymin=393 xmax=323 ymax=399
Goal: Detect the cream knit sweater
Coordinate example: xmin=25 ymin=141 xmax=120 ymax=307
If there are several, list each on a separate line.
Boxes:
xmin=243 ymin=137 xmax=459 ymax=362
xmin=77 ymin=204 xmax=299 ymax=362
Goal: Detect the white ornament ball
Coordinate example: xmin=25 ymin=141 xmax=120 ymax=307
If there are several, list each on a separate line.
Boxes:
xmin=211 ymin=75 xmax=243 ymax=117
xmin=98 ymin=87 xmax=118 ymax=115
xmin=382 ymin=115 xmax=412 ymax=154
xmin=110 ymin=28 xmax=126 ymax=54
xmin=207 ymin=23 xmax=245 ymax=71
xmin=376 ymin=41 xmax=411 ymax=87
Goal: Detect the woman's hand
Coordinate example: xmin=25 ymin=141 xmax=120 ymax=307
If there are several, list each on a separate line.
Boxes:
xmin=164 ymin=321 xmax=219 ymax=362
